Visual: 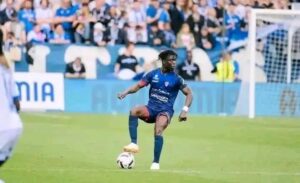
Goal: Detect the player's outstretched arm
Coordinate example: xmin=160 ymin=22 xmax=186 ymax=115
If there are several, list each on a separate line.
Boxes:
xmin=117 ymin=82 xmax=144 ymax=100
xmin=179 ymin=86 xmax=193 ymax=122
xmin=13 ymin=97 xmax=20 ymax=112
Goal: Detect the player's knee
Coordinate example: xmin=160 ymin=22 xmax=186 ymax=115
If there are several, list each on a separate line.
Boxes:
xmin=155 ymin=128 xmax=164 ymax=136
xmin=130 ymin=109 xmax=138 ymax=116
xmin=155 ymin=124 xmax=167 ymax=135
xmin=130 ymin=108 xmax=145 ymax=117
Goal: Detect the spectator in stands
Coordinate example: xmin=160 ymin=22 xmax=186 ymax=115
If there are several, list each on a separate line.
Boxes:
xmin=148 ymin=22 xmax=165 ymax=46
xmin=107 ymin=19 xmax=128 ymax=45
xmin=181 ymin=0 xmax=193 ymax=19
xmin=18 ymin=0 xmax=35 ymax=33
xmin=158 ymin=1 xmax=171 ymax=30
xmin=273 ymin=0 xmax=289 ymax=9
xmin=198 ymin=0 xmax=209 ymax=16
xmin=35 ymin=0 xmax=53 ymax=41
xmin=27 ymin=24 xmax=46 ymax=43
xmin=116 ymin=0 xmax=129 ymax=12
xmin=55 ymin=0 xmax=76 ymax=42
xmin=146 ymin=0 xmax=162 ymax=25
xmin=163 ymin=22 xmax=176 ymax=47
xmin=128 ymin=0 xmax=147 ymax=44
xmin=224 ymin=3 xmax=244 ymax=42
xmin=240 ymin=7 xmax=250 ymax=36
xmin=211 ymin=52 xmax=239 ymax=82
xmin=49 ymin=24 xmax=71 ymax=44
xmin=3 ymin=11 xmax=26 ymax=45
xmin=169 ymin=0 xmax=185 ymax=35
xmin=240 ymin=0 xmax=253 ymax=7
xmin=214 ymin=0 xmax=225 ymax=24
xmin=234 ymin=0 xmax=247 ymax=20
xmin=177 ymin=50 xmax=201 ymax=81
xmin=90 ymin=0 xmax=111 ymax=27
xmin=65 ymin=57 xmax=86 ymax=79
xmin=176 ymin=23 xmax=195 ymax=50
xmin=0 ymin=0 xmax=17 ymax=25
xmin=92 ymin=22 xmax=109 ymax=46
xmin=195 ymin=27 xmax=215 ymax=50
xmin=186 ymin=4 xmax=205 ymax=35
xmin=130 ymin=25 xmax=148 ymax=44
xmin=73 ymin=3 xmax=93 ymax=43
xmin=254 ymin=0 xmax=274 ymax=8
xmin=128 ymin=0 xmax=147 ymax=29
xmin=108 ymin=5 xmax=121 ymax=27
xmin=118 ymin=10 xmax=128 ymax=29
xmin=114 ymin=42 xmax=140 ymax=80
xmin=206 ymin=8 xmax=221 ymax=36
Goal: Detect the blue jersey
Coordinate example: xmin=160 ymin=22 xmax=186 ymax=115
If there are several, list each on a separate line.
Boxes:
xmin=55 ymin=6 xmax=76 ymax=30
xmin=139 ymin=68 xmax=186 ymax=113
xmin=18 ymin=9 xmax=35 ymax=33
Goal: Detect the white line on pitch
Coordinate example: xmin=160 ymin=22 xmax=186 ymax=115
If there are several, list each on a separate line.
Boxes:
xmin=3 ymin=167 xmax=300 ymax=176
xmin=24 ymin=113 xmax=72 ymax=120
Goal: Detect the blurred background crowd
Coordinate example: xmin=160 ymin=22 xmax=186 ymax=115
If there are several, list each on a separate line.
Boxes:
xmin=0 ymin=0 xmax=296 ymax=48
xmin=1 ymin=0 xmax=299 ymax=82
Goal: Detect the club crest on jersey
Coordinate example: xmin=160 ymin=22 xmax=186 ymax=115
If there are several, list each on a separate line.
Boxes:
xmin=152 ymin=74 xmax=159 ymax=83
xmin=164 ymin=81 xmax=169 ymax=87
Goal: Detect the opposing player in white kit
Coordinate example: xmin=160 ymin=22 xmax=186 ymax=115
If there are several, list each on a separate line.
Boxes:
xmin=0 ymin=30 xmax=23 ymax=183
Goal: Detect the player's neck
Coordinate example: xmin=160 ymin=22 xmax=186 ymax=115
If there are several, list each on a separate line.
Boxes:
xmin=161 ymin=67 xmax=173 ymax=73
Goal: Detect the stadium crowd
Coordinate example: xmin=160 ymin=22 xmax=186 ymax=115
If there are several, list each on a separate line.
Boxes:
xmin=0 ymin=0 xmax=298 ymax=81
xmin=0 ymin=0 xmax=293 ymax=47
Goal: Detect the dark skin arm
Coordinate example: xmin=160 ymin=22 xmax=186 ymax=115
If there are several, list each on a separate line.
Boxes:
xmin=13 ymin=98 xmax=20 ymax=112
xmin=179 ymin=86 xmax=193 ymax=122
xmin=117 ymin=83 xmax=145 ymax=100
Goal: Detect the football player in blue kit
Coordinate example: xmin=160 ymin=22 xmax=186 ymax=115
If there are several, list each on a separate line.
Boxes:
xmin=117 ymin=49 xmax=193 ymax=170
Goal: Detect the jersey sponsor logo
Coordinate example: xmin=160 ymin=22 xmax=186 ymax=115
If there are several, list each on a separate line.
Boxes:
xmin=152 ymin=74 xmax=159 ymax=83
xmin=150 ymin=93 xmax=168 ymax=103
xmin=152 ymin=88 xmax=170 ymax=96
xmin=164 ymin=81 xmax=169 ymax=87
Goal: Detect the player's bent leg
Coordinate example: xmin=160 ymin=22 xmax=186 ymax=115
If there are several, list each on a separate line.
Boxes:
xmin=0 ymin=128 xmax=23 ymax=168
xmin=151 ymin=114 xmax=169 ymax=170
xmin=123 ymin=106 xmax=149 ymax=153
xmin=154 ymin=114 xmax=169 ymax=136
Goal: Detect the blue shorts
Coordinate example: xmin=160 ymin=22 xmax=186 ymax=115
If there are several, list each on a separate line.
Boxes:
xmin=139 ymin=105 xmax=174 ymax=124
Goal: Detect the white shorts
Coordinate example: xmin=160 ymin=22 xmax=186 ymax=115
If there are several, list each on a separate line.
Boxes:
xmin=0 ymin=128 xmax=23 ymax=162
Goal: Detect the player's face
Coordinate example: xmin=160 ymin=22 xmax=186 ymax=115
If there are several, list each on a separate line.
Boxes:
xmin=163 ymin=55 xmax=176 ymax=71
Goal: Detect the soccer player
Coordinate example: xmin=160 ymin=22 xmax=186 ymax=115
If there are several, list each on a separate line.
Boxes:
xmin=117 ymin=49 xmax=193 ymax=170
xmin=0 ymin=30 xmax=23 ymax=183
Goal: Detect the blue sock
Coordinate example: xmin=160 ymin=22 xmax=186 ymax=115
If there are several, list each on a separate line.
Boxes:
xmin=153 ymin=135 xmax=164 ymax=163
xmin=129 ymin=115 xmax=138 ymax=144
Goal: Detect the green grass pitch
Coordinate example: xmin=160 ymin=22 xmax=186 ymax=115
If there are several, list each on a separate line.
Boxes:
xmin=0 ymin=113 xmax=300 ymax=183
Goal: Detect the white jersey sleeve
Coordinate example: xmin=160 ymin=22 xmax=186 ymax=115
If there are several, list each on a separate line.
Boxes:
xmin=0 ymin=65 xmax=22 ymax=132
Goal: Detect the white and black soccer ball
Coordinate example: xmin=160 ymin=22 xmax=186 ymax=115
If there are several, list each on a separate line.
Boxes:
xmin=116 ymin=152 xmax=135 ymax=169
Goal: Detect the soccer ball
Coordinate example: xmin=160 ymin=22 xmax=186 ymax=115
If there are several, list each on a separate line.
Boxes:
xmin=116 ymin=152 xmax=135 ymax=169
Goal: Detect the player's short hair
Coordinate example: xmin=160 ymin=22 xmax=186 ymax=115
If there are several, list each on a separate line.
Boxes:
xmin=158 ymin=49 xmax=177 ymax=62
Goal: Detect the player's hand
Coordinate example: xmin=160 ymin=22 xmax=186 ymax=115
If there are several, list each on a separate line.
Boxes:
xmin=117 ymin=92 xmax=127 ymax=100
xmin=178 ymin=111 xmax=188 ymax=122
